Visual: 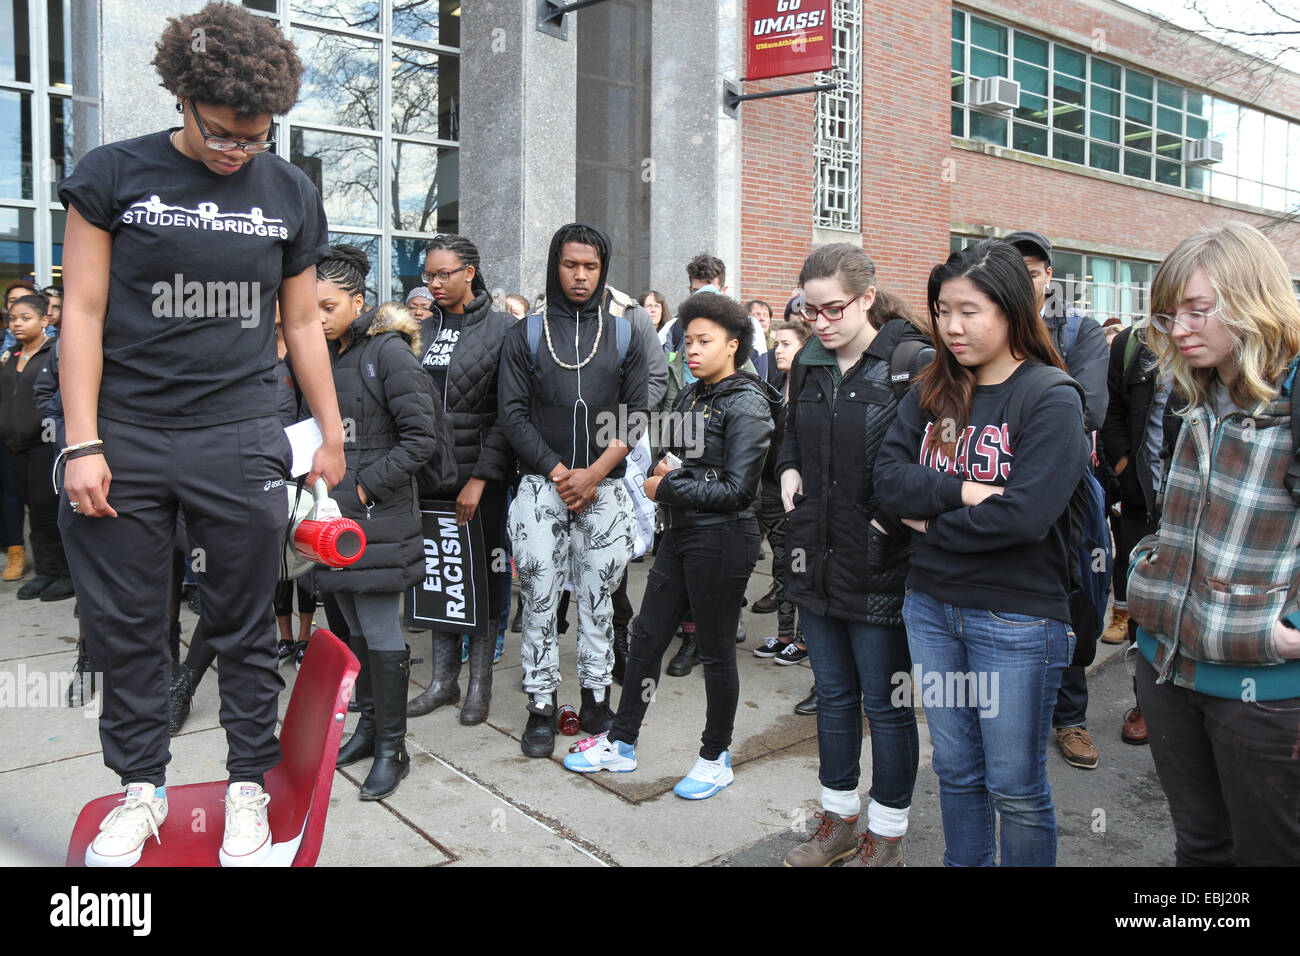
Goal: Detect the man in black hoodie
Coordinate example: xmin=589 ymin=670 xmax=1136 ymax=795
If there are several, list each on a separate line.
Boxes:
xmin=498 ymin=223 xmax=650 ymax=757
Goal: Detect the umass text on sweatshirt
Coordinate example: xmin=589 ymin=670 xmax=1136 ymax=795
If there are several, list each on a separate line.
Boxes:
xmin=873 ymin=360 xmax=1090 ymax=623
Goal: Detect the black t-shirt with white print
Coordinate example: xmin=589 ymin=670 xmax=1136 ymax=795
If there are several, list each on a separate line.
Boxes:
xmin=420 ymin=311 xmax=463 ymax=404
xmin=58 ymin=129 xmax=330 ymax=428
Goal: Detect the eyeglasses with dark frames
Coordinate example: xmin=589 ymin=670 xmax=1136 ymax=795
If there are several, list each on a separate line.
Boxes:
xmin=189 ymin=101 xmax=276 ymax=154
xmin=420 ymin=264 xmax=470 ymax=285
xmin=799 ymin=295 xmax=860 ymax=323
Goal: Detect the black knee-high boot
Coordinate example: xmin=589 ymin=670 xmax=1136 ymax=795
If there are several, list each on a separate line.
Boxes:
xmin=360 ymin=647 xmax=411 ymax=800
xmin=336 ymin=651 xmax=375 ymax=767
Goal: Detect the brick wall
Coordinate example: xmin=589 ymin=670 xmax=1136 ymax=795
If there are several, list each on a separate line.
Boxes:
xmin=860 ymin=0 xmax=954 ymax=314
xmin=737 ymin=71 xmax=819 ymax=317
xmin=949 ymin=146 xmax=1300 ymax=266
xmin=737 ymin=0 xmax=1300 ymax=322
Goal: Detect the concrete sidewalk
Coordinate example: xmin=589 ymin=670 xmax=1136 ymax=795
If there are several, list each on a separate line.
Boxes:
xmin=0 ymin=556 xmax=1172 ymax=866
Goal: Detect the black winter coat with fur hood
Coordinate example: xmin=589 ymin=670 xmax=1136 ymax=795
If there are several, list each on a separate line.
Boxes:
xmin=314 ymin=302 xmax=437 ymax=594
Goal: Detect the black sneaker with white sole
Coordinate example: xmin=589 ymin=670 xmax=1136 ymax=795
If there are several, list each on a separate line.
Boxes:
xmin=774 ymin=642 xmax=809 ymax=666
xmin=753 ymin=637 xmax=787 ymax=658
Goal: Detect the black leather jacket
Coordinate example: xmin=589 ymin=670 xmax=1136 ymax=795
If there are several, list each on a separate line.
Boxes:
xmin=656 ymin=371 xmax=780 ymax=528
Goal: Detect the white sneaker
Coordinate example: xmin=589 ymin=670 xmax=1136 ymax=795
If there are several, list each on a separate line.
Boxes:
xmin=85 ymin=782 xmax=167 ymax=867
xmin=673 ymin=751 xmax=734 ymax=800
xmin=562 ymin=734 xmax=637 ymax=773
xmin=219 ymin=781 xmax=272 ymax=867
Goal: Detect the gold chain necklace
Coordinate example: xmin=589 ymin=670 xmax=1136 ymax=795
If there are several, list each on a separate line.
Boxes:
xmin=542 ymin=307 xmax=603 ymax=370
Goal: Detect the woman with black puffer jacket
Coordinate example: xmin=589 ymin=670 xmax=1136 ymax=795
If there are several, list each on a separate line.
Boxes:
xmin=314 ymin=244 xmax=436 ymax=802
xmin=405 ymin=234 xmax=516 ymax=726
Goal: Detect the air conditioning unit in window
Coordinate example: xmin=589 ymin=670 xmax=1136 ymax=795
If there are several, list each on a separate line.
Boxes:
xmin=969 ymin=76 xmax=1020 ymax=113
xmin=1185 ymin=138 xmax=1224 ymax=165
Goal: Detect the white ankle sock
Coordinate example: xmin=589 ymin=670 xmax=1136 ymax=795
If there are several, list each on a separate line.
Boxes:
xmin=866 ymin=799 xmax=909 ymax=838
xmin=821 ymin=786 xmax=860 ymax=818
xmin=592 ymin=685 xmax=605 ymax=703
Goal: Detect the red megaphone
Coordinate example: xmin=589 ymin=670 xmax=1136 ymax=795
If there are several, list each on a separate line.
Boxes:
xmin=286 ymin=477 xmax=366 ymax=571
xmin=293 ymin=516 xmax=365 ymax=568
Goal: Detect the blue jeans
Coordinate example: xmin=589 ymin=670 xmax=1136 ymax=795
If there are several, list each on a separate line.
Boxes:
xmin=903 ymin=588 xmax=1074 ymax=867
xmin=801 ymin=610 xmax=917 ymax=809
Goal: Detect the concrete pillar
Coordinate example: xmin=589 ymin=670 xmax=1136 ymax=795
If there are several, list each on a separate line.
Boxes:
xmin=99 ymin=0 xmax=205 ymax=144
xmin=460 ymin=0 xmax=577 ymax=303
xmin=648 ymin=0 xmax=741 ymax=302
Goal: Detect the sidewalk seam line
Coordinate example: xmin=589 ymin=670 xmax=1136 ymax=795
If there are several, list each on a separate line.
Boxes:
xmin=405 ymin=737 xmax=614 ymax=866
xmin=336 ymin=765 xmax=460 ymax=863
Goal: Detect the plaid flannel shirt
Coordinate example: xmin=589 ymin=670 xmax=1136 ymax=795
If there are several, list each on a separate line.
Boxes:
xmin=1128 ymin=379 xmax=1300 ymax=697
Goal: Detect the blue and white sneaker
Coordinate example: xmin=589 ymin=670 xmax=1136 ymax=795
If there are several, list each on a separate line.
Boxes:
xmin=673 ymin=751 xmax=734 ymax=800
xmin=562 ymin=734 xmax=637 ymax=774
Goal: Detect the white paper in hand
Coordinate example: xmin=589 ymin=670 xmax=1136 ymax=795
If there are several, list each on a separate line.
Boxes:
xmin=285 ymin=418 xmax=324 ymax=478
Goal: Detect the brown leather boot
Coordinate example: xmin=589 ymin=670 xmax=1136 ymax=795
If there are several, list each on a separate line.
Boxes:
xmin=1056 ymin=726 xmax=1100 ymax=769
xmin=1101 ymin=607 xmax=1130 ymax=644
xmin=841 ymin=830 xmax=904 ymax=867
xmin=2 ymin=545 xmax=26 ymax=582
xmin=783 ymin=811 xmax=858 ymax=867
xmin=1121 ymin=705 xmax=1148 ymax=745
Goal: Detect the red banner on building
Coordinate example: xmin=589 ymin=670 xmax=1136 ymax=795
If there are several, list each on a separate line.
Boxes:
xmin=747 ymin=0 xmax=833 ymax=81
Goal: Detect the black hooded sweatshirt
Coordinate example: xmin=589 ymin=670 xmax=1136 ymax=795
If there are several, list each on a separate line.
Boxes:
xmin=497 ymin=223 xmax=649 ymax=480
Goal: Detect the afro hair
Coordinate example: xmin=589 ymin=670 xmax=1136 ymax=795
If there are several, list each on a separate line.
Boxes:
xmin=677 ymin=291 xmax=754 ymax=370
xmin=152 ymin=2 xmax=304 ymax=116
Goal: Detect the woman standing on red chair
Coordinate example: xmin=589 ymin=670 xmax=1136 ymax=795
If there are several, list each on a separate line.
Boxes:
xmin=59 ymin=3 xmax=343 ymax=867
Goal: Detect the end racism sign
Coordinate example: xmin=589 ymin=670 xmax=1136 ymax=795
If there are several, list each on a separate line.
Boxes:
xmin=747 ymin=0 xmax=833 ymax=81
xmin=406 ymin=500 xmax=492 ymax=637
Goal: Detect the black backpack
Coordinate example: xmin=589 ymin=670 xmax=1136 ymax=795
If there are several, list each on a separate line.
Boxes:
xmin=1005 ymin=364 xmax=1112 ymax=667
xmin=1282 ymin=359 xmax=1300 ymax=505
xmin=787 ymin=319 xmax=934 ymax=404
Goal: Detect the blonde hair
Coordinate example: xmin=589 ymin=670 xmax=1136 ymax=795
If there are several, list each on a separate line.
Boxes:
xmin=1145 ymin=221 xmax=1300 ymax=414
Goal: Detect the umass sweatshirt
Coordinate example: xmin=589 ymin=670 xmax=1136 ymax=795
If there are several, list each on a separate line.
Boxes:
xmin=873 ymin=360 xmax=1090 ymax=623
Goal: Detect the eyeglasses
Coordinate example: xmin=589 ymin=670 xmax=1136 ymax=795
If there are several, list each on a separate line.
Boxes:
xmin=189 ymin=101 xmax=275 ymax=154
xmin=1150 ymin=307 xmax=1220 ymax=334
xmin=799 ymin=295 xmax=860 ymax=323
xmin=420 ymin=265 xmax=469 ymax=285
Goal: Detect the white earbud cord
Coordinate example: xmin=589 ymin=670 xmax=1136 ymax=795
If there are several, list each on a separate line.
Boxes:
xmin=572 ymin=303 xmax=594 ymax=471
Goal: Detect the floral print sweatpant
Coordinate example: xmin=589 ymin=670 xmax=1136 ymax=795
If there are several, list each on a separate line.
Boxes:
xmin=508 ymin=474 xmax=636 ymax=700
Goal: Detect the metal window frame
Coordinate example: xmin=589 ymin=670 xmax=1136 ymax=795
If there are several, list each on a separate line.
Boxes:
xmin=952 ymin=234 xmax=1154 ymax=324
xmin=0 ymin=0 xmax=56 ymax=285
xmin=952 ymin=8 xmax=1299 ymax=214
xmin=256 ymin=1 xmax=460 ymax=299
xmin=813 ymin=0 xmax=861 ymax=232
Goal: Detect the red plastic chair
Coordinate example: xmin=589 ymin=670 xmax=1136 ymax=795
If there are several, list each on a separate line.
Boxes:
xmin=66 ymin=628 xmax=359 ymax=867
